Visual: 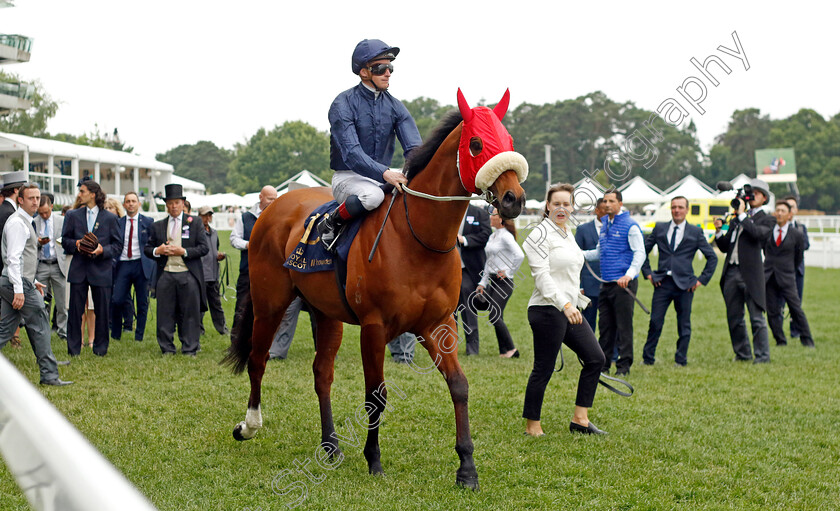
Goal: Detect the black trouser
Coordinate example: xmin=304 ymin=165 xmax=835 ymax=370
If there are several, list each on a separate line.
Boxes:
xmin=110 ymin=259 xmax=149 ymax=341
xmin=458 ymin=269 xmax=480 ymax=355
xmin=523 ymin=306 xmax=605 ymax=420
xmin=766 ymin=273 xmax=814 ymax=346
xmin=156 ymin=271 xmax=201 ymax=354
xmin=644 ymin=276 xmax=694 ymax=366
xmin=484 ymin=275 xmax=516 ymax=354
xmin=202 ymin=280 xmax=227 ymax=335
xmin=723 ymin=266 xmax=769 ymax=362
xmin=598 ymin=279 xmax=637 ymax=372
xmin=582 ymin=293 xmax=599 ymax=335
xmin=231 ymin=270 xmax=250 ymax=339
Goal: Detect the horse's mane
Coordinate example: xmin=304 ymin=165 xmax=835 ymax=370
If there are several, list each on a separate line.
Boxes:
xmin=404 ymin=109 xmax=463 ymax=182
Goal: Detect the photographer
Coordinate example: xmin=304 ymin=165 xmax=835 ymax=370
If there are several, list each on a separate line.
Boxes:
xmin=713 ymin=179 xmax=776 ymax=364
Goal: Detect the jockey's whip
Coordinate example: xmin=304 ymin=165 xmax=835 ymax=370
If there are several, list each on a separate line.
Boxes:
xmin=584 ymin=259 xmax=650 ymax=315
xmin=368 ymin=188 xmax=399 ymax=262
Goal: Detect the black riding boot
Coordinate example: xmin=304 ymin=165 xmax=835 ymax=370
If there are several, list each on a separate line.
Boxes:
xmin=317 ymin=208 xmax=345 ymax=251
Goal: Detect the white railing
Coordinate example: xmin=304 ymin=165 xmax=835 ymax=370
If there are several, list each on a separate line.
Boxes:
xmin=0 ymin=355 xmax=158 ymax=511
xmin=804 ymin=232 xmax=840 ymax=269
xmin=797 ymin=215 xmax=840 ymax=233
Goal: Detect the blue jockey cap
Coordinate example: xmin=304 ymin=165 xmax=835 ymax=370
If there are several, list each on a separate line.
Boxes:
xmin=351 ymin=39 xmax=400 ymax=75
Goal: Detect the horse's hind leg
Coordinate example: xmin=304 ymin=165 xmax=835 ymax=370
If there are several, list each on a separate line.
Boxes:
xmin=417 ymin=318 xmax=478 ymax=490
xmin=359 ymin=323 xmax=388 ymax=475
xmin=311 ymin=310 xmax=345 ymax=460
xmin=233 ymin=278 xmax=295 ymax=441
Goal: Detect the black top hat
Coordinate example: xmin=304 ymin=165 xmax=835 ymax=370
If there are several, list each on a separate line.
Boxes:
xmin=164 ymin=183 xmax=185 ymax=201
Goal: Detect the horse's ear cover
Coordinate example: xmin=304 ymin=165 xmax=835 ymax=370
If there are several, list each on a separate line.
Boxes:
xmin=457 ymin=89 xmax=528 ymax=193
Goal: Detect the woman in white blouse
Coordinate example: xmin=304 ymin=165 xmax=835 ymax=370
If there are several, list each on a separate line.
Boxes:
xmin=476 ymin=206 xmax=525 ymax=358
xmin=522 ymin=183 xmax=607 ymax=436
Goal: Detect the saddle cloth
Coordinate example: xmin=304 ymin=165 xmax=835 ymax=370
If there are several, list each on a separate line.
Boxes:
xmin=283 ymin=201 xmax=363 ymax=273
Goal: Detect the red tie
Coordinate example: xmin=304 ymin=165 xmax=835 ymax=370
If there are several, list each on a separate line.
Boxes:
xmin=127 ymin=218 xmax=134 ymax=258
xmin=776 ymin=228 xmax=782 ymax=247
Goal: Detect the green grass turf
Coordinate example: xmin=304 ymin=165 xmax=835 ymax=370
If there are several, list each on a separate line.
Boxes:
xmin=1 ymin=236 xmax=839 ymax=510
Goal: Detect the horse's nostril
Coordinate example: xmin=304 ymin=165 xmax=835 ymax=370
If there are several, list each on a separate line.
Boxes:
xmin=502 ymin=191 xmax=516 ymax=206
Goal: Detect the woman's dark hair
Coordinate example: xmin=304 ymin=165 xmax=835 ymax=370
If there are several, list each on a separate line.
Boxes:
xmin=543 ymin=183 xmax=575 ymax=218
xmin=80 ymin=180 xmax=106 ymax=208
xmin=489 ymin=206 xmax=517 ymax=238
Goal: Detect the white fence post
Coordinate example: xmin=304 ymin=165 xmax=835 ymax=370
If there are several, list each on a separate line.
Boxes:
xmin=0 ymin=355 xmax=158 ymax=511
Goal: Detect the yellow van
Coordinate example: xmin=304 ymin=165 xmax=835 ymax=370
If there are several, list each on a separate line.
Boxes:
xmin=644 ymin=198 xmax=732 ymax=241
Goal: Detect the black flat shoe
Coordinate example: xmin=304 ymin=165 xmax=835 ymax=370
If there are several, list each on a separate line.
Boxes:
xmin=512 ymin=349 xmax=520 ymax=358
xmin=570 ymin=421 xmax=607 ymax=435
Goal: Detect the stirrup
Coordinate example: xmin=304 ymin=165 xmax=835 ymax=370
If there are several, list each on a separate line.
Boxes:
xmin=318 ymin=214 xmax=343 ymax=252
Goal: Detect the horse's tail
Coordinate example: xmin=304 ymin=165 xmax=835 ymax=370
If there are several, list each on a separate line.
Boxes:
xmin=221 ymin=290 xmax=254 ymax=374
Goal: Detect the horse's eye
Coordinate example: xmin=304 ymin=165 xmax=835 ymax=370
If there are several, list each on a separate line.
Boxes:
xmin=469 ymin=137 xmax=483 ymax=157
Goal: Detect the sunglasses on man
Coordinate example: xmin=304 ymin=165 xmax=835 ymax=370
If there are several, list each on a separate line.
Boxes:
xmin=367 ymin=62 xmax=394 ymax=76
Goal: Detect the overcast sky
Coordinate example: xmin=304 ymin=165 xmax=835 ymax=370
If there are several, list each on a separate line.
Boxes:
xmin=3 ymin=0 xmax=838 ymax=163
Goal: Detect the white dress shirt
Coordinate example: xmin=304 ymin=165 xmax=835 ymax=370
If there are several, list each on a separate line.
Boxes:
xmin=524 ymin=218 xmax=590 ymax=311
xmin=120 ymin=213 xmax=142 ymax=261
xmin=3 ymin=208 xmax=40 ymax=293
xmin=666 ymin=219 xmax=687 ymax=249
xmin=478 ymin=228 xmax=525 ymax=288
xmin=773 ymin=223 xmax=790 ymax=244
xmin=230 ymin=203 xmax=263 ymax=250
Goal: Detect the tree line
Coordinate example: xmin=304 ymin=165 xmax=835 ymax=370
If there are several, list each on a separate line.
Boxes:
xmin=2 ymin=69 xmax=836 ymax=211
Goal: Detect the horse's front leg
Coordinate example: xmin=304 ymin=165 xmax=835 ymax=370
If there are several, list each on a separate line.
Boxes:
xmin=312 ymin=312 xmax=345 ymax=460
xmin=359 ymin=323 xmax=388 ymax=475
xmin=417 ymin=318 xmax=478 ymax=490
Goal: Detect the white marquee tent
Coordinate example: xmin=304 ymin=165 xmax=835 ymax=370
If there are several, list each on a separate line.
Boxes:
xmin=617 ymin=176 xmax=664 ymax=205
xmin=662 ymin=175 xmax=715 ymax=200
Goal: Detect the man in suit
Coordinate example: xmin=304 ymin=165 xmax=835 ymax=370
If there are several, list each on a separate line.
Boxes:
xmin=714 ymin=178 xmax=777 ymax=363
xmin=0 ymin=183 xmax=72 ymax=385
xmin=62 ymin=180 xmax=122 ymax=356
xmin=110 ymin=191 xmax=155 ymax=342
xmin=145 ymin=184 xmax=209 ymax=356
xmin=198 ymin=206 xmax=228 ymax=336
xmin=575 ymin=198 xmax=606 ymax=333
xmin=641 ymin=196 xmax=718 ymax=366
xmin=764 ymin=201 xmax=815 ymax=347
xmin=778 ymin=195 xmax=809 ymax=338
xmin=455 ymin=203 xmax=491 ymax=355
xmin=35 ymin=194 xmax=68 ymax=341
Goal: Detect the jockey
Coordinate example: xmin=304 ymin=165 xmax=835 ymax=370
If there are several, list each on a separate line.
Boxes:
xmin=318 ymin=38 xmax=422 ymax=250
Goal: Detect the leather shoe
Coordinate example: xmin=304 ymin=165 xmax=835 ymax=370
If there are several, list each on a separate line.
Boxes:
xmin=40 ymin=378 xmax=73 ymax=386
xmin=570 ymin=421 xmax=607 ymax=435
xmin=615 ymin=369 xmax=629 ymax=377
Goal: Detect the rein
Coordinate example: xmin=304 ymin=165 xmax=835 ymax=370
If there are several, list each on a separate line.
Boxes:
xmin=402 ymin=191 xmax=458 ymax=254
xmin=584 ymin=259 xmax=650 ymax=315
xmin=554 ymin=344 xmax=635 ymax=397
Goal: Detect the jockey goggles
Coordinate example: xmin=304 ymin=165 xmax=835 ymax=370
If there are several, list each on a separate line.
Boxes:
xmin=367 ymin=62 xmax=394 ymax=75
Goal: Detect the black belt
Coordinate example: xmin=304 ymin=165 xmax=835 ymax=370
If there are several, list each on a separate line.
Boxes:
xmin=39 ymin=259 xmax=59 ymax=265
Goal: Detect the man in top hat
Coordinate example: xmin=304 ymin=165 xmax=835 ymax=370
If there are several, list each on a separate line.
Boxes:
xmin=714 ymin=178 xmax=777 ymax=363
xmin=62 ymin=179 xmax=122 ymax=356
xmin=145 ymin=184 xmax=209 ymax=355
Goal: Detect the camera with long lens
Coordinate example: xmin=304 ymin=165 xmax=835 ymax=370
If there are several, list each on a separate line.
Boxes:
xmin=731 ymin=184 xmax=753 ymax=210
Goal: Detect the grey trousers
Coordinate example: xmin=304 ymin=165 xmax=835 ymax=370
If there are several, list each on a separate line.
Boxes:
xmin=35 ymin=260 xmax=67 ymax=338
xmin=268 ymin=297 xmax=303 ymax=359
xmin=723 ymin=266 xmax=770 ymax=362
xmin=387 ymin=332 xmax=416 ymax=362
xmin=0 ymin=276 xmax=59 ymax=382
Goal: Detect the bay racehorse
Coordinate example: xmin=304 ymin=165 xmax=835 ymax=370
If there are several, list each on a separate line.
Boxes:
xmin=223 ymin=89 xmax=528 ymax=489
